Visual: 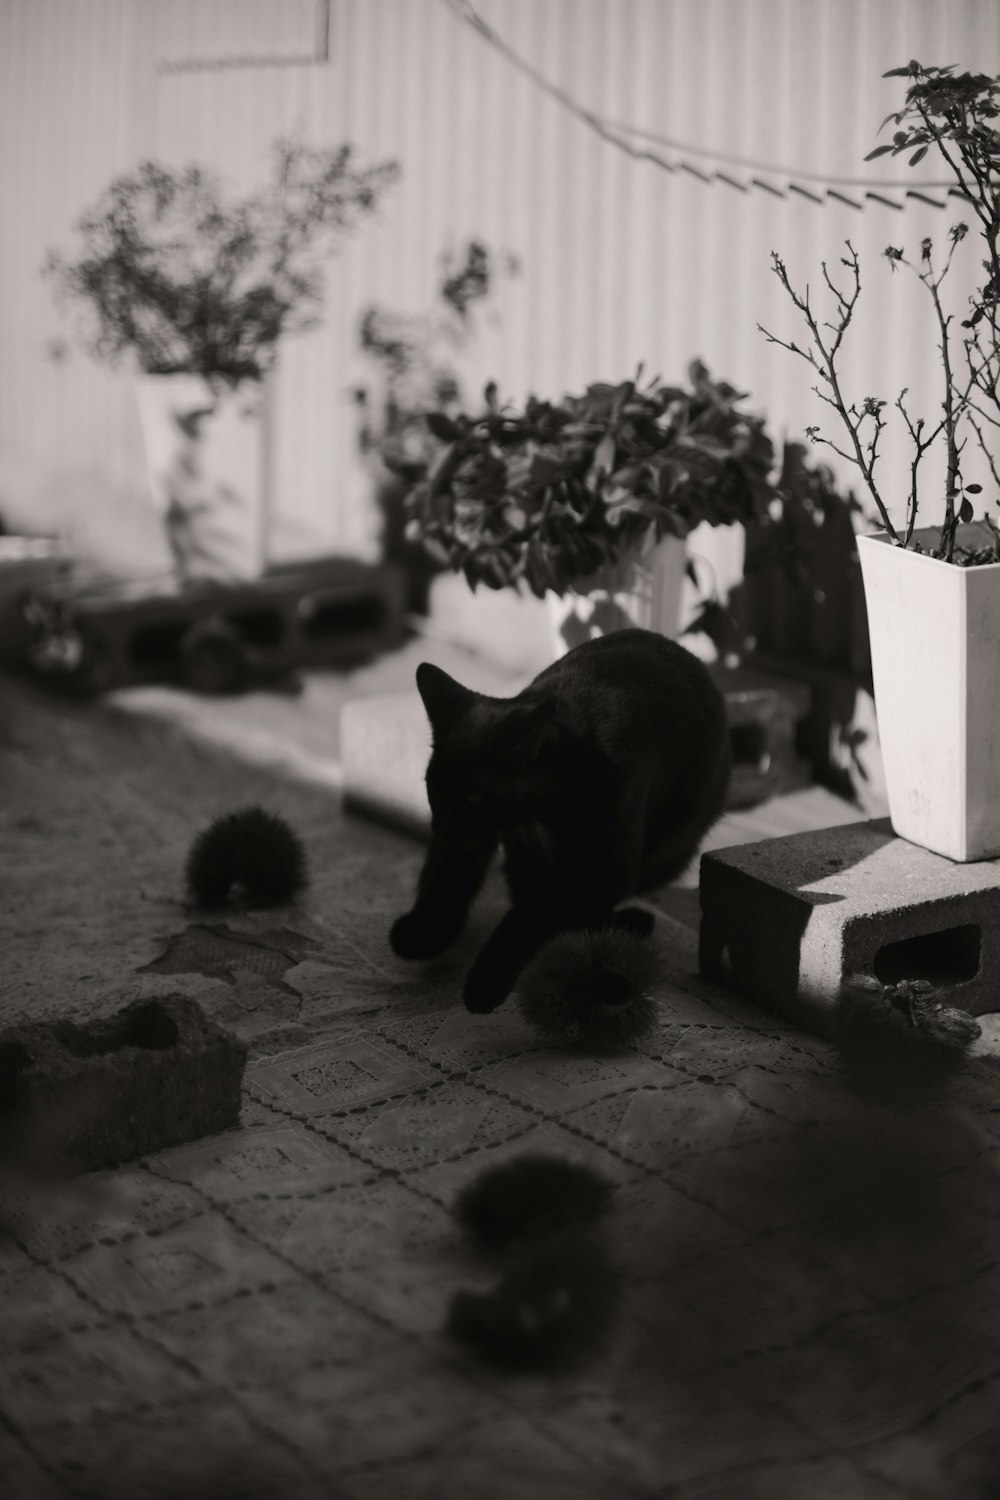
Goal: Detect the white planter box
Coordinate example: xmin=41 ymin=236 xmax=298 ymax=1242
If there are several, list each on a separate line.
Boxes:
xmin=857 ymin=525 xmax=1000 ymax=862
xmin=547 ymin=532 xmax=688 ymax=658
xmin=134 ymin=374 xmax=267 ymax=585
xmin=424 ymin=533 xmax=689 ymax=676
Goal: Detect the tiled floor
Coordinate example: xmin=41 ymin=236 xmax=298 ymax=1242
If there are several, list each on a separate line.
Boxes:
xmin=2 ymin=667 xmax=999 ymax=1500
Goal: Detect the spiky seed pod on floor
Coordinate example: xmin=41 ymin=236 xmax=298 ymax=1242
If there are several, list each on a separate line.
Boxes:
xmin=834 ymin=973 xmax=982 ymax=1109
xmin=453 ymin=1154 xmax=615 ymax=1255
xmin=185 ymin=806 xmax=307 ymax=909
xmin=516 ymin=927 xmax=661 ymax=1051
xmin=446 ymin=1231 xmax=621 ymax=1372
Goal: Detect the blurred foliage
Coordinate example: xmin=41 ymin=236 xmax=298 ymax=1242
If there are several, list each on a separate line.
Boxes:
xmin=44 ymin=141 xmax=399 ymax=385
xmin=353 ymin=240 xmax=520 ymax=482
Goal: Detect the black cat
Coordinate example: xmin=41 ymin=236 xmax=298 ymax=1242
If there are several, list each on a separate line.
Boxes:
xmin=389 ymin=628 xmax=731 ymax=1012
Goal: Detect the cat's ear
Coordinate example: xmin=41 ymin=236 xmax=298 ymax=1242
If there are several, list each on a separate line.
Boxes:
xmin=416 ymin=663 xmax=476 ymax=730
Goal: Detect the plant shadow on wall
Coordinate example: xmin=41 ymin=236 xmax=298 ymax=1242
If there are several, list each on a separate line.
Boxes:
xmin=403 ymin=359 xmax=775 ymax=647
xmin=757 ymin=60 xmax=1000 ymax=861
xmin=42 ymin=140 xmax=399 ymax=586
xmin=685 ymin=442 xmax=877 ymax=805
xmin=352 ymin=240 xmax=520 ymax=614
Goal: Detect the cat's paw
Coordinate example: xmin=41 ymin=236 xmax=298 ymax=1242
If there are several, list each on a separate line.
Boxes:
xmin=389 ymin=909 xmax=462 ymax=960
xmin=611 ymin=906 xmax=655 ymax=940
xmin=463 ymin=964 xmax=511 ymax=1014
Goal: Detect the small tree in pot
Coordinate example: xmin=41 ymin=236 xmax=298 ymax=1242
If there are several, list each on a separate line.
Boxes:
xmin=760 ymin=62 xmax=1000 ymax=860
xmin=44 ymin=140 xmax=398 ymax=584
xmin=406 ymin=360 xmax=774 ymax=652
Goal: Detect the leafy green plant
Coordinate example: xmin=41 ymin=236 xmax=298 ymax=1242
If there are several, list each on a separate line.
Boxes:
xmin=760 ymin=62 xmax=1000 ymax=564
xmin=44 ymin=140 xmax=399 ymax=385
xmin=405 ymin=361 xmax=775 ymax=598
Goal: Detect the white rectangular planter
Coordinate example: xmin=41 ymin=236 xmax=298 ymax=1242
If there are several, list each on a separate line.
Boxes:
xmin=857 ymin=525 xmax=1000 ymax=862
xmin=547 ymin=532 xmax=688 ymax=658
xmin=134 ymin=374 xmax=267 ymax=585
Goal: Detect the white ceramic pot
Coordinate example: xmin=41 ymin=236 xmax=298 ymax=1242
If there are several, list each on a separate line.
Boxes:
xmin=134 ymin=374 xmax=267 ymax=584
xmin=546 ymin=531 xmax=688 ymax=657
xmin=857 ymin=524 xmax=1000 ymax=862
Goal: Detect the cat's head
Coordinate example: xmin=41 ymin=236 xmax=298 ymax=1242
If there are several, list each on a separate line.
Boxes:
xmin=416 ymin=663 xmax=558 ymax=844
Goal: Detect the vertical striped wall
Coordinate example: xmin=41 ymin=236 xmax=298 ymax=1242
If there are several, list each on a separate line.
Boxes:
xmin=1 ymin=0 xmax=997 ymax=578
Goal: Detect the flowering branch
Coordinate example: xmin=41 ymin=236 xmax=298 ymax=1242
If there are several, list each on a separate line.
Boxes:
xmin=759 ymin=244 xmax=899 ymax=540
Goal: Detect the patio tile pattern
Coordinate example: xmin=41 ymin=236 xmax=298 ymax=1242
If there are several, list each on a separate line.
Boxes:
xmin=1 ymin=672 xmax=999 ymax=1499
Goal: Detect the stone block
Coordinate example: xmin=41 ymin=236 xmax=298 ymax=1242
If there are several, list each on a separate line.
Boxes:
xmin=0 ymin=993 xmax=247 ymax=1174
xmin=699 ymin=817 xmax=1000 ymax=1036
xmin=339 ymin=667 xmax=814 ymax=836
xmin=711 ymin=663 xmax=812 ymax=809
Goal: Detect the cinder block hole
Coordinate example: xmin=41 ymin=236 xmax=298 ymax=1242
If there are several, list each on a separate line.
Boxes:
xmin=729 ymin=723 xmax=770 ymax=773
xmin=226 ymin=606 xmax=286 ymax=649
xmin=300 ymin=594 xmax=386 ymax=639
xmin=0 ymin=1041 xmax=32 ymax=1117
xmin=130 ymin=621 xmax=186 ymax=669
xmin=873 ymin=924 xmax=981 ymax=988
xmin=57 ymin=1001 xmax=180 ymax=1058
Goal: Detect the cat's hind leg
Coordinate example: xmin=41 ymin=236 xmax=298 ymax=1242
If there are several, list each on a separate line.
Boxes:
xmin=639 ymin=740 xmax=732 ymax=891
xmin=390 ymin=834 xmax=497 ymax=960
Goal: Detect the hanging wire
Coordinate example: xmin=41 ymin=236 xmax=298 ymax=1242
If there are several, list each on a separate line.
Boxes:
xmin=440 ymin=0 xmax=967 ymax=213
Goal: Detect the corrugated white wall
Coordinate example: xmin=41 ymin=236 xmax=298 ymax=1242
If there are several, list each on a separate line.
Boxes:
xmin=1 ymin=0 xmax=997 ymax=569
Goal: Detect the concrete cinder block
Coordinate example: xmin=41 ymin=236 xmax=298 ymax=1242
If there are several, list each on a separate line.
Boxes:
xmin=699 ymin=817 xmax=1000 ymax=1037
xmin=712 ymin=665 xmax=812 ymax=809
xmin=0 ymin=994 xmax=247 ymax=1174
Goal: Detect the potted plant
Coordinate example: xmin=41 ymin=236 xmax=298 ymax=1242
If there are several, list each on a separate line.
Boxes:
xmin=406 ymin=359 xmax=774 ymax=656
xmin=44 ymin=140 xmax=398 ymax=585
xmin=760 ymin=61 xmax=1000 ymax=862
xmin=352 ymin=239 xmax=519 ymax=613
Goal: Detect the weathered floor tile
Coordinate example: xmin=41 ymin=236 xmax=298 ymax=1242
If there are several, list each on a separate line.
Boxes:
xmin=62 ymin=1214 xmax=295 ymax=1317
xmin=0 ymin=1169 xmax=203 ymax=1263
xmin=726 ymin=1307 xmax=985 ymax=1450
xmin=611 ymin=1167 xmax=742 ymax=1258
xmin=567 ymin=1077 xmax=789 ymax=1170
xmin=239 ymin=1342 xmax=490 ymax=1480
xmin=246 ymin=1035 xmax=436 ymax=1115
xmin=478 ymin=1049 xmax=680 ymax=1113
xmin=0 ymin=1324 xmax=201 ymax=1429
xmin=375 ymin=1002 xmax=542 ymax=1072
xmin=148 ymin=1123 xmax=371 ymax=1200
xmin=634 ymin=1237 xmax=865 ymax=1370
xmin=610 ymin=1369 xmax=815 ymax=1485
xmin=316 ymin=1082 xmax=537 ymax=1172
xmin=230 ymin=1177 xmax=460 ymax=1336
xmin=39 ymin=1394 xmax=318 ymax=1498
xmin=337 ymin=1410 xmax=645 ymax=1500
xmin=0 ymin=1262 xmax=97 ymax=1352
xmin=0 ymin=1431 xmax=69 ymax=1500
xmin=408 ymin=1119 xmax=641 ymax=1210
xmin=860 ymin=1386 xmax=1000 ymax=1500
xmin=147 ymin=1278 xmax=395 ymax=1389
xmin=669 ymin=1451 xmax=891 ymax=1500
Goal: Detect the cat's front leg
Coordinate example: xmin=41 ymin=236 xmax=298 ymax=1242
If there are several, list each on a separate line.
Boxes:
xmin=390 ymin=833 xmax=497 ymax=960
xmin=463 ymin=898 xmax=610 ymax=1013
